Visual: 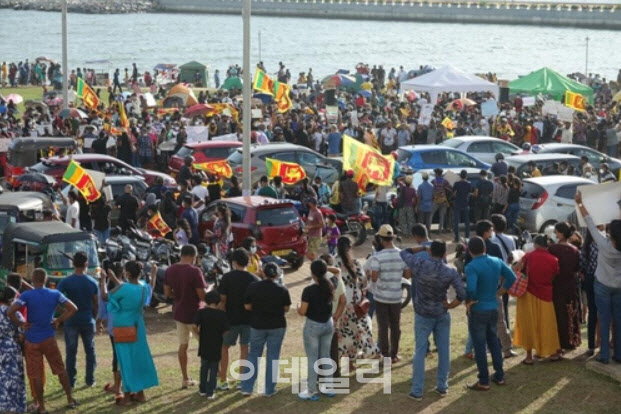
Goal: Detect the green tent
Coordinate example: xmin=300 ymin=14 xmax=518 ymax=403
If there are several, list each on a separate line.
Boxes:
xmin=509 ymin=67 xmax=594 ymax=103
xmin=179 ymin=61 xmax=207 ymax=86
xmin=221 ymin=76 xmax=243 ymax=90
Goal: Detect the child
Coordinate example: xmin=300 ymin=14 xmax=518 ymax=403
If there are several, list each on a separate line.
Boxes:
xmin=324 ymin=214 xmax=340 ymax=255
xmin=194 ymin=290 xmax=229 ymax=400
xmin=174 ymin=218 xmax=191 ymax=246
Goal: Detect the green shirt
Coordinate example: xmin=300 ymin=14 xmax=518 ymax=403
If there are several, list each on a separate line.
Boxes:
xmin=257 ymin=185 xmax=278 ymax=199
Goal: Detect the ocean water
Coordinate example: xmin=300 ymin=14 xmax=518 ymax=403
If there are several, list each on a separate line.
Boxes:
xmin=1 ymin=9 xmax=620 ymax=81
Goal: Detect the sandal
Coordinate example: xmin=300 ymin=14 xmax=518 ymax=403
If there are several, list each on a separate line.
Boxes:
xmin=66 ymin=399 xmax=79 ymax=409
xmin=492 ymin=378 xmax=506 ymax=386
xmin=104 ymin=383 xmax=115 ymax=394
xmin=114 ymin=393 xmax=124 ymax=405
xmin=182 ymin=379 xmax=197 ymax=389
xmin=521 ymin=359 xmax=534 ymax=366
xmin=466 ymin=382 xmax=490 ymax=391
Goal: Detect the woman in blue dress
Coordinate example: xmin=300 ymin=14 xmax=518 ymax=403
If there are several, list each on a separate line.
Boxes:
xmin=108 ymin=261 xmax=159 ymax=406
xmin=0 ymin=286 xmax=27 ymax=413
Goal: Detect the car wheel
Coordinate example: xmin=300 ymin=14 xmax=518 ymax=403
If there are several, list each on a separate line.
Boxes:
xmin=539 ymin=220 xmax=557 ymax=234
xmin=347 ymin=220 xmax=367 ymax=247
xmin=401 ymin=283 xmax=411 ymax=309
xmin=291 ymin=256 xmax=304 ymax=271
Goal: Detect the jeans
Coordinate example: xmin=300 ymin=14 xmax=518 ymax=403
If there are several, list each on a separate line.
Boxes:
xmin=199 ymin=359 xmax=219 ymax=396
xmin=505 ymin=203 xmax=520 ymax=234
xmin=374 ymin=202 xmax=388 ymax=231
xmin=431 ymin=202 xmax=448 ymax=231
xmin=375 ymin=302 xmax=401 ymax=358
xmin=452 ymin=207 xmax=470 ymax=240
xmin=64 ymin=322 xmax=97 ymax=387
xmin=468 ymin=310 xmax=504 ymax=386
xmin=399 ymin=207 xmax=415 ymax=237
xmin=474 ymin=200 xmax=491 ymax=223
xmin=93 ymin=228 xmax=110 ymax=245
xmin=367 ymin=291 xmax=376 ymax=319
xmin=242 ymin=327 xmax=286 ymax=395
xmin=411 ymin=312 xmax=451 ymax=397
xmin=419 ymin=210 xmax=432 ymax=233
xmin=583 ymin=277 xmax=598 ymax=350
xmin=303 ymin=319 xmax=334 ymax=394
xmin=594 ymin=280 xmax=621 ymax=360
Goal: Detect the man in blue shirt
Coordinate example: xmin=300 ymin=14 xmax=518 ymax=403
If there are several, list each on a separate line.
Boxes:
xmin=464 ymin=237 xmax=516 ymax=391
xmin=417 ymin=172 xmax=434 ymax=233
xmin=327 ymin=125 xmax=342 ymax=157
xmin=401 ymin=241 xmax=465 ymax=401
xmin=57 ymin=252 xmax=99 ymax=388
xmin=452 ymin=170 xmax=472 ymax=242
xmin=8 ymin=268 xmax=78 ymax=413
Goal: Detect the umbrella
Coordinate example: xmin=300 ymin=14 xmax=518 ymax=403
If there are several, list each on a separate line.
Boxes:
xmin=221 ymin=77 xmax=243 ymax=90
xmin=25 ymin=100 xmax=49 ymax=113
xmin=4 ymin=93 xmax=23 ymax=104
xmin=361 ymin=82 xmax=373 ymax=90
xmin=184 ymin=103 xmax=215 ymax=118
xmin=321 ymin=74 xmax=356 ymax=90
xmin=357 ymin=90 xmax=372 ymax=98
xmin=446 ymin=98 xmax=477 ymax=111
xmin=36 ymin=56 xmax=57 ymax=64
xmin=167 ymin=84 xmax=198 ymax=107
xmin=58 ymin=108 xmax=88 ymax=119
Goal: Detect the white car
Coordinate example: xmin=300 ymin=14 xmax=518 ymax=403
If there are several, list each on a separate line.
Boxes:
xmin=442 ymin=136 xmax=521 ymax=164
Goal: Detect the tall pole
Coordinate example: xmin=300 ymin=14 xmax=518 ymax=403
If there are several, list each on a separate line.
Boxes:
xmin=241 ymin=0 xmax=252 ymax=196
xmin=258 ymin=30 xmax=262 ymax=64
xmin=585 ymin=36 xmax=589 ymax=76
xmin=61 ymin=0 xmax=69 ymax=110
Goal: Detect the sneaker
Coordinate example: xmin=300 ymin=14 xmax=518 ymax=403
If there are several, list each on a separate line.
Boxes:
xmin=263 ymin=391 xmax=277 ymax=398
xmin=240 ymin=391 xmax=252 ymax=397
xmin=434 ymin=388 xmax=448 ymax=397
xmin=207 ymin=395 xmax=216 ymax=401
xmin=298 ymin=391 xmax=319 ymax=401
xmin=216 ymin=380 xmax=230 ymax=391
xmin=408 ymin=392 xmax=422 ymax=401
xmin=199 ymin=392 xmax=208 ymax=397
xmin=236 ymin=383 xmax=242 ymax=390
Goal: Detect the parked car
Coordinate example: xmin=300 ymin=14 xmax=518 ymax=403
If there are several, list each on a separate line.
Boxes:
xmin=226 ymin=143 xmax=342 ymax=187
xmin=29 ymin=154 xmax=176 ymax=187
xmin=199 ymin=196 xmax=307 ymax=269
xmin=441 ymin=136 xmax=520 ymax=164
xmin=168 ymin=141 xmax=242 ymax=176
xmin=531 ymin=143 xmax=621 ymax=177
xmin=518 ymin=176 xmax=595 ymax=233
xmin=505 ymin=153 xmax=583 ymax=179
xmin=396 ymin=145 xmax=490 ymax=172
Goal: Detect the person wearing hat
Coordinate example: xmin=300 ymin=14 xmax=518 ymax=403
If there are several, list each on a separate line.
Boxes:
xmin=417 ymin=172 xmax=434 ymax=232
xmin=395 ymin=174 xmax=417 ymax=237
xmin=369 ymin=225 xmax=411 ymax=363
xmin=600 ymin=163 xmax=617 ymax=183
xmin=305 ymin=197 xmax=324 ymax=261
xmin=340 ymin=170 xmax=361 ymax=216
xmin=241 ymin=262 xmax=291 ymax=397
xmin=495 ymin=117 xmax=514 ymax=142
xmin=430 ymin=168 xmax=452 ymax=233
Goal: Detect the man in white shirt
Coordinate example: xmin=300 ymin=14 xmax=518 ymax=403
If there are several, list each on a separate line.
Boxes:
xmin=190 ymin=175 xmax=209 ymax=213
xmin=256 ymin=124 xmax=269 ymax=145
xmin=63 ymin=190 xmax=80 ymax=229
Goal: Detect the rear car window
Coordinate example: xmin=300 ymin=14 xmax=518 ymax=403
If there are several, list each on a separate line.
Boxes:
xmin=227 ymin=150 xmax=243 ymax=164
xmin=203 ymin=147 xmax=235 ymax=159
xmin=555 ymin=185 xmax=578 ymax=200
xmin=256 ymin=207 xmax=300 ymax=226
xmin=396 ymin=149 xmax=412 ymax=163
xmin=421 ymin=150 xmax=448 ymax=165
xmin=175 ymin=146 xmax=194 ymax=158
xmin=521 ymin=182 xmax=545 ymax=199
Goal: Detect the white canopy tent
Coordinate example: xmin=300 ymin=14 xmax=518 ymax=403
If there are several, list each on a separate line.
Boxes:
xmin=400 ymin=65 xmax=499 ymax=105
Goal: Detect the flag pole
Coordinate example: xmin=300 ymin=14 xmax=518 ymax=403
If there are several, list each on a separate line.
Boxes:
xmin=241 ymin=0 xmax=252 ymax=196
xmin=61 ymin=0 xmax=69 ymax=110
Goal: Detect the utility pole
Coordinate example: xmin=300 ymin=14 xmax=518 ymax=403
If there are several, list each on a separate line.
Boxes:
xmin=258 ymin=30 xmax=262 ymax=64
xmin=62 ymin=0 xmax=69 ymax=110
xmin=585 ymin=36 xmax=589 ymax=76
xmin=242 ymin=0 xmax=252 ymax=195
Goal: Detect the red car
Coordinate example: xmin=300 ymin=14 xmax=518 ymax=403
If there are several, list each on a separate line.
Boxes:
xmin=168 ymin=141 xmax=242 ymax=175
xmin=199 ymin=196 xmax=307 ymax=269
xmin=29 ymin=154 xmax=176 ymax=187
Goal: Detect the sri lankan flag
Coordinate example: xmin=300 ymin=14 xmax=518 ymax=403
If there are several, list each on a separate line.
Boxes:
xmin=274 ymin=81 xmax=292 ymax=113
xmin=342 ymin=135 xmax=394 ymax=189
xmin=441 ymin=117 xmax=454 ymax=131
xmin=265 ymin=158 xmax=306 ymax=185
xmin=76 ymin=78 xmax=99 ymax=111
xmin=565 ymin=91 xmax=586 ymax=111
xmin=193 ymin=160 xmax=233 ymax=178
xmin=118 ymin=101 xmax=129 ymax=129
xmin=148 ymin=211 xmax=172 ymax=236
xmin=62 ymin=160 xmax=101 ymax=202
xmin=253 ymin=69 xmax=274 ymax=95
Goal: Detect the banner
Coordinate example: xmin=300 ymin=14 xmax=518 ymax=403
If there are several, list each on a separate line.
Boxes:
xmin=76 ymin=78 xmax=99 ymax=111
xmin=148 ymin=211 xmax=172 ymax=235
xmin=418 ymin=103 xmax=434 ymax=126
xmin=342 ymin=134 xmax=395 ymax=189
xmin=481 ymin=98 xmax=499 ymax=117
xmin=193 ymin=160 xmax=233 ymax=178
xmin=62 ymin=160 xmax=102 ymax=202
xmin=265 ymin=158 xmax=306 ymax=185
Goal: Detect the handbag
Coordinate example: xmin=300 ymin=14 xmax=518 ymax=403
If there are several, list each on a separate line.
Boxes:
xmin=353 ymin=288 xmax=371 ymax=318
xmin=508 ymin=271 xmax=528 ymax=297
xmin=112 ymin=284 xmax=146 ymax=343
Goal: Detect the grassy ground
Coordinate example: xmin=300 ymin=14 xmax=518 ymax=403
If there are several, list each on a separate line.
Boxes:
xmin=23 ymin=239 xmax=621 ymax=414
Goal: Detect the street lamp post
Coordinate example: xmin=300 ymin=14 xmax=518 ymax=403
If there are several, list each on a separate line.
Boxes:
xmin=241 ymin=0 xmax=252 ymax=196
xmin=62 ymin=0 xmax=69 ymax=110
xmin=585 ymin=36 xmax=589 ymax=76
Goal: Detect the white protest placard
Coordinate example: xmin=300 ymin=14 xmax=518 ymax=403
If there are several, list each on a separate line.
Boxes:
xmin=522 ymin=96 xmax=536 ymax=107
xmin=326 ymin=105 xmax=339 ymax=124
xmin=557 ymin=106 xmax=575 ymax=122
xmin=418 ymin=103 xmax=434 ymax=126
xmin=186 ymin=126 xmax=209 ymax=143
xmin=481 ymin=99 xmax=499 ymax=117
xmin=143 ymin=93 xmax=157 ymax=108
xmin=0 ymin=138 xmax=10 ymax=152
xmin=350 ymin=110 xmax=359 ymax=126
xmin=576 ymin=181 xmax=621 ymax=227
xmin=443 ymin=170 xmax=460 ymax=187
xmin=251 ymin=109 xmax=263 ymax=119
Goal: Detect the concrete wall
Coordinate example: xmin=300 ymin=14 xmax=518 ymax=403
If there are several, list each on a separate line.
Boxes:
xmin=156 ymin=0 xmax=621 ymax=30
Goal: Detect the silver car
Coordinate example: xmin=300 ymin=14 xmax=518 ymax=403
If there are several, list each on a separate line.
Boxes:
xmin=518 ymin=176 xmax=595 ymax=233
xmin=441 ymin=136 xmax=520 ymax=164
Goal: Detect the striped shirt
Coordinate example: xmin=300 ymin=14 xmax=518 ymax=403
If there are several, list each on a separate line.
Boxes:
xmin=370 ymin=248 xmax=408 ymax=304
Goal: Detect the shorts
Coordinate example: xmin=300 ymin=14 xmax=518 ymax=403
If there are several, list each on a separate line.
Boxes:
xmin=176 ymin=321 xmax=195 ymax=345
xmin=223 ymin=325 xmax=250 ymax=347
xmin=308 ymin=237 xmax=322 ymax=255
xmin=25 ymin=337 xmax=66 ymax=379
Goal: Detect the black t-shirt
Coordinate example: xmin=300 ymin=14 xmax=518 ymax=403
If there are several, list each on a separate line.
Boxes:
xmin=207 ymin=182 xmax=221 ymax=202
xmin=92 ymin=137 xmax=107 ymax=155
xmin=178 ymin=166 xmax=192 ymax=185
xmin=116 ymin=193 xmax=139 ymax=221
xmin=244 ymin=280 xmax=291 ymax=330
xmin=218 ymin=270 xmax=260 ymax=325
xmin=194 ymin=307 xmax=229 ymax=361
xmin=301 ymin=284 xmax=332 ymax=323
xmin=91 ymin=203 xmax=111 ymax=231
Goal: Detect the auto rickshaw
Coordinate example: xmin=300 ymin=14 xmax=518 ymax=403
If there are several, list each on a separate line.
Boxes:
xmin=4 ymin=137 xmax=77 ymax=187
xmin=0 ymin=191 xmax=55 ymax=238
xmin=0 ymin=221 xmax=100 ymax=288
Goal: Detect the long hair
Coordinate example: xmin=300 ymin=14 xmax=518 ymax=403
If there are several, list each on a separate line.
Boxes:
xmin=310 ymin=259 xmax=334 ymax=303
xmin=217 ymin=203 xmax=231 ymax=227
xmin=336 ymin=236 xmax=356 ymax=279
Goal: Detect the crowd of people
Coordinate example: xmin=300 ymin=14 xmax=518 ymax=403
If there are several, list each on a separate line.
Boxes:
xmin=1 ymin=58 xmax=621 ymax=411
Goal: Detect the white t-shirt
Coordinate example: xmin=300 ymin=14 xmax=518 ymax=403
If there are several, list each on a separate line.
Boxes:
xmin=66 ymin=201 xmax=80 ymax=229
xmin=191 ymin=185 xmax=209 ymax=213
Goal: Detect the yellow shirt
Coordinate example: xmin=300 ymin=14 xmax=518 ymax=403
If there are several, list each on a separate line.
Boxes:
xmin=247 ymin=254 xmax=262 ymax=276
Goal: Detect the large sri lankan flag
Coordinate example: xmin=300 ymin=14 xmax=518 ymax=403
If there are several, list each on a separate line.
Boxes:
xmin=193 ymin=160 xmax=233 ymax=178
xmin=342 ymin=134 xmax=395 ymax=190
xmin=62 ymin=160 xmax=102 ymax=202
xmin=265 ymin=158 xmax=306 ymax=185
xmin=148 ymin=211 xmax=172 ymax=235
xmin=76 ymin=78 xmax=100 ymax=111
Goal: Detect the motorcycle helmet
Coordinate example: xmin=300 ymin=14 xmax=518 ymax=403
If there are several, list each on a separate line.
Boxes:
xmin=495 ymin=153 xmax=504 ymax=161
xmin=522 ymin=143 xmax=531 ymax=151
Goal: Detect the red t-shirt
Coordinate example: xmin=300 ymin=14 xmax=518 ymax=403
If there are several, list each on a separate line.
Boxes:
xmin=523 ymin=249 xmax=559 ymax=302
xmin=164 ymin=263 xmax=207 ymax=324
xmin=306 ymin=208 xmax=324 ymax=239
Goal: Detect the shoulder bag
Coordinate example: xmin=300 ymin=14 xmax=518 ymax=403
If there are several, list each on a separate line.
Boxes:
xmin=113 ymin=284 xmax=145 ymax=343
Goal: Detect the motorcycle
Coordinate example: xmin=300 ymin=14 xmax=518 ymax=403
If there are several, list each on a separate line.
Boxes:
xmin=318 ymin=205 xmax=372 ymax=247
xmin=400 ymin=277 xmax=412 ymax=309
xmin=200 ymin=250 xmax=231 ymax=288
